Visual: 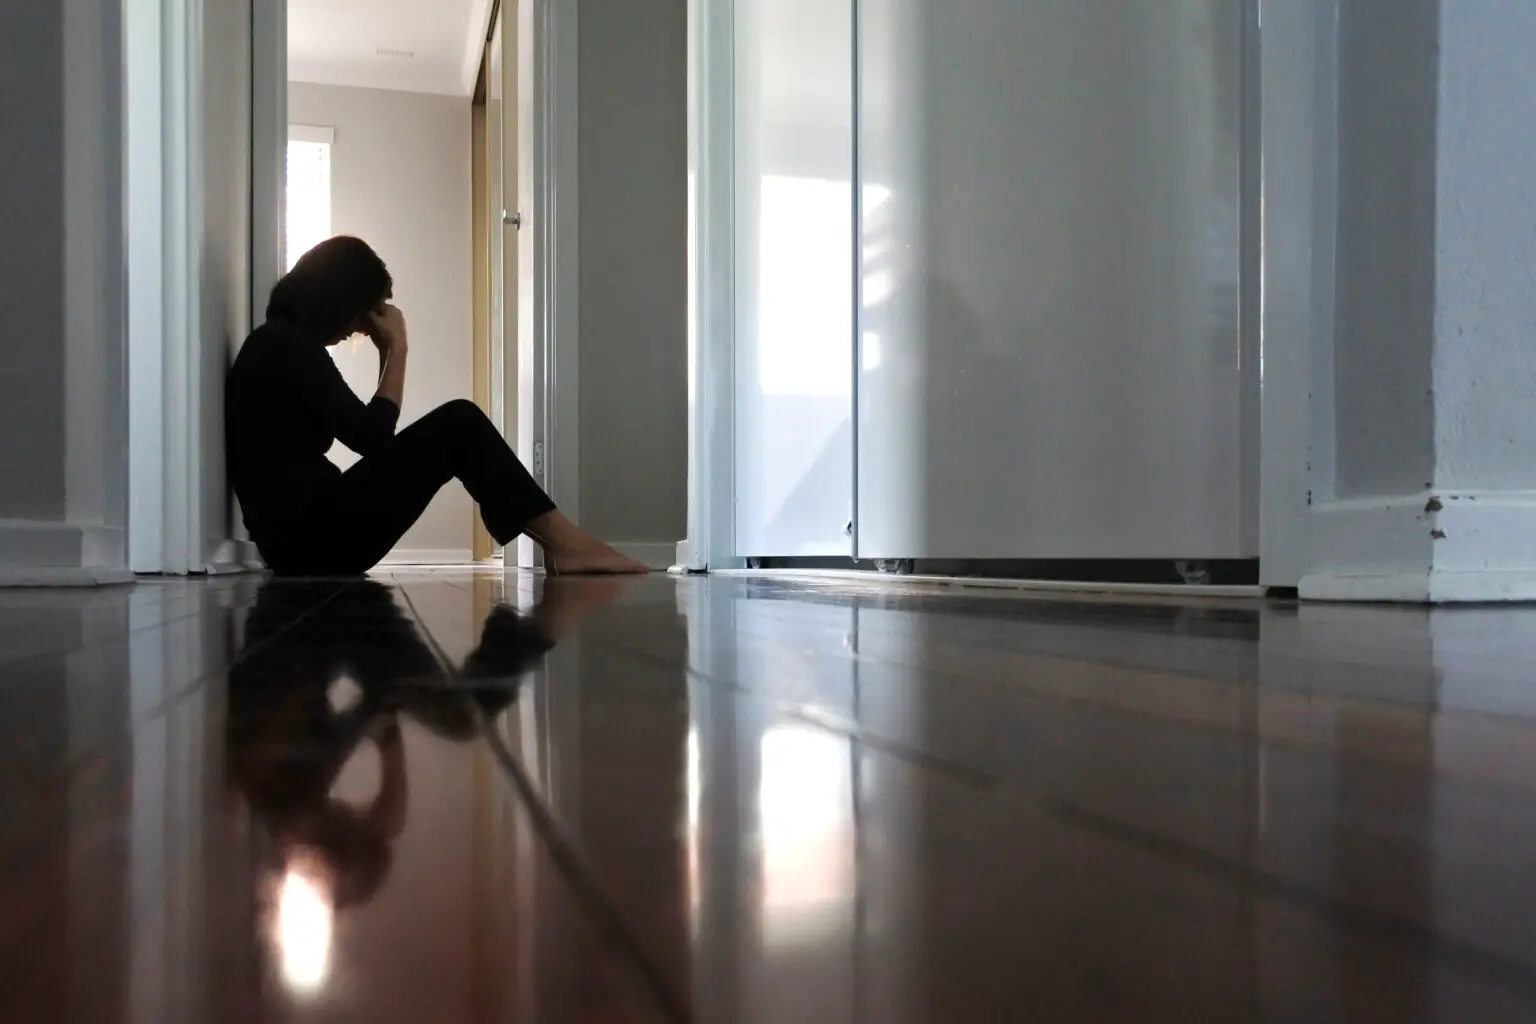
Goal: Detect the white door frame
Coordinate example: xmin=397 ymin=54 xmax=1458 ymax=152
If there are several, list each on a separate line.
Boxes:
xmin=480 ymin=0 xmax=578 ymax=571
xmin=240 ymin=0 xmax=286 ymax=572
xmin=510 ymin=0 xmax=580 ymax=569
xmin=678 ymin=0 xmax=739 ymax=572
xmin=126 ymin=0 xmax=206 ymax=576
xmin=128 ymin=0 xmax=276 ymax=576
xmin=1257 ymin=0 xmax=1339 ymax=588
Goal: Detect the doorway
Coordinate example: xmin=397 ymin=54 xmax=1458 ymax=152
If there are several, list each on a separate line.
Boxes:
xmin=478 ymin=0 xmax=578 ymax=572
xmin=124 ymin=0 xmax=569 ymax=575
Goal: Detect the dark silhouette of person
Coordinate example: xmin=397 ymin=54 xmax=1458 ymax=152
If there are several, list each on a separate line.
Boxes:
xmin=225 ymin=578 xmax=565 ymax=911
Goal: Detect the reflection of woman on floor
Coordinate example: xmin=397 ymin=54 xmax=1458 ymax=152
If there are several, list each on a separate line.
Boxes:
xmin=226 ymin=235 xmax=647 ymax=577
xmin=228 ymin=577 xmax=621 ymax=935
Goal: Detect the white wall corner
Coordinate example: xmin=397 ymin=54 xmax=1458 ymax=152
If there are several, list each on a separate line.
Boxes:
xmin=461 ymin=0 xmax=496 ymax=96
xmin=1300 ymin=491 xmax=1536 ymax=603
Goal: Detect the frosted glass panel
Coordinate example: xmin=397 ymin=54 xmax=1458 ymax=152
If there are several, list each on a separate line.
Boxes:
xmin=732 ymin=0 xmax=854 ymax=557
xmin=857 ymin=0 xmax=1253 ymax=560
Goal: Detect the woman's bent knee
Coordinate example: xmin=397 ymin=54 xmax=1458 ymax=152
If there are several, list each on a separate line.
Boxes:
xmin=423 ymin=399 xmax=493 ymax=433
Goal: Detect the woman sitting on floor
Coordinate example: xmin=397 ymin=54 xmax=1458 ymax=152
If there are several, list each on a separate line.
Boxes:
xmin=226 ymin=235 xmax=647 ymax=576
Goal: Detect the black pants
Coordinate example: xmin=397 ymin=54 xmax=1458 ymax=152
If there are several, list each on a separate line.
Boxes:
xmin=262 ymin=400 xmax=556 ymax=576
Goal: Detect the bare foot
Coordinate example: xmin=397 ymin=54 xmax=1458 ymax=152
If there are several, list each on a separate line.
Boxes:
xmin=526 ymin=510 xmax=651 ymax=576
xmin=545 ymin=541 xmax=649 ymax=576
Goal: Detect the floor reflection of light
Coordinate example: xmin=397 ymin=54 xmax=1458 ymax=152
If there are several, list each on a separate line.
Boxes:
xmin=274 ymin=864 xmax=335 ymax=994
xmin=759 ymin=726 xmax=852 ymax=948
xmin=687 ymin=728 xmax=701 ymax=926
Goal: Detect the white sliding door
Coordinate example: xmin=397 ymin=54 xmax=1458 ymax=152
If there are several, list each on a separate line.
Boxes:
xmin=855 ymin=0 xmax=1256 ymax=560
xmin=731 ymin=0 xmax=855 ymax=558
xmin=704 ymin=0 xmax=1259 ymax=566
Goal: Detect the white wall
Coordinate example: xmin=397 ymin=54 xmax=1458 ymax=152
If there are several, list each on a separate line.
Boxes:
xmin=0 ymin=0 xmax=130 ymax=583
xmin=1433 ymin=0 xmax=1536 ymax=491
xmin=1323 ymin=0 xmax=1536 ymax=500
xmin=576 ymin=0 xmax=690 ymax=549
xmin=1303 ymin=0 xmax=1536 ymax=601
xmin=288 ymin=83 xmax=475 ymax=560
xmin=0 ymin=0 xmax=70 ymax=522
xmin=1331 ymin=0 xmax=1439 ymax=500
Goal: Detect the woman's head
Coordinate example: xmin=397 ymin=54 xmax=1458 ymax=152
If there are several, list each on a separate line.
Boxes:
xmin=266 ymin=236 xmax=393 ymax=343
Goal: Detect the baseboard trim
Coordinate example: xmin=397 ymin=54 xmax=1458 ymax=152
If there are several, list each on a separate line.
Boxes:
xmin=614 ymin=542 xmax=682 ymax=571
xmin=0 ymin=519 xmax=131 ymax=587
xmin=1305 ymin=496 xmax=1435 ymax=581
xmin=0 ymin=566 xmax=135 ymax=588
xmin=0 ymin=518 xmax=101 ymax=567
xmin=382 ymin=548 xmax=476 ymax=566
xmin=1300 ymin=571 xmax=1536 ymax=604
xmin=1303 ymin=490 xmax=1536 ymax=603
xmin=716 ymin=568 xmax=1264 ymax=599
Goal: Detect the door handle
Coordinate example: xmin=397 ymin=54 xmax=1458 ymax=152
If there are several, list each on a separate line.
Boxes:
xmin=503 ymin=211 xmax=523 ymax=229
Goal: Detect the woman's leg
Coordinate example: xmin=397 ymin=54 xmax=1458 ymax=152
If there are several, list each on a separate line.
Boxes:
xmin=280 ymin=400 xmax=646 ymax=575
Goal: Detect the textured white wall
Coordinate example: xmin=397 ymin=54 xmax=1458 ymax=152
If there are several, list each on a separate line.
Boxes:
xmin=1433 ymin=0 xmax=1536 ymax=491
xmin=1331 ymin=0 xmax=1536 ymax=498
xmin=1330 ymin=0 xmax=1439 ymax=500
xmin=288 ymin=82 xmax=475 ymax=558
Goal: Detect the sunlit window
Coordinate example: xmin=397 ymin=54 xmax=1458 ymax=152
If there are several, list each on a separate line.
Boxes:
xmin=286 ymin=125 xmax=334 ymax=270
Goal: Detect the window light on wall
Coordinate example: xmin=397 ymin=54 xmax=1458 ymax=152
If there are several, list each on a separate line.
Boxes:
xmin=286 ymin=125 xmax=334 ymax=270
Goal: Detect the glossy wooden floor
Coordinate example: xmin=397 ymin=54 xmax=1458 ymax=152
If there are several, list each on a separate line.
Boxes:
xmin=7 ymin=569 xmax=1536 ymax=1021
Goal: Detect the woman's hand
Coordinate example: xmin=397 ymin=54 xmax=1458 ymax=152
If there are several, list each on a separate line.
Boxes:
xmin=367 ymin=303 xmax=409 ymax=409
xmin=366 ymin=303 xmax=409 ymax=354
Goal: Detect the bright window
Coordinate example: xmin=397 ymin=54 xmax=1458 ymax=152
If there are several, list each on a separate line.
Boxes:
xmin=286 ymin=125 xmax=334 ymax=269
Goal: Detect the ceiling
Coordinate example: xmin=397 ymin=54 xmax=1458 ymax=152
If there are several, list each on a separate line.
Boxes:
xmin=287 ymin=0 xmax=493 ymax=98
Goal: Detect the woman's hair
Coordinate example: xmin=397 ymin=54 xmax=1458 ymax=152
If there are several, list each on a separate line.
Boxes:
xmin=265 ymin=236 xmax=392 ymax=340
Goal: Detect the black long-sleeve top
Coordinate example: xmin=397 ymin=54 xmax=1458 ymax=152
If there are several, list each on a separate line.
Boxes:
xmin=225 ymin=319 xmax=400 ymax=544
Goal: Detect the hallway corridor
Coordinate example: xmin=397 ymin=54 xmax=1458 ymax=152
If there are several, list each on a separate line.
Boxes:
xmin=4 ymin=569 xmax=1536 ymax=1021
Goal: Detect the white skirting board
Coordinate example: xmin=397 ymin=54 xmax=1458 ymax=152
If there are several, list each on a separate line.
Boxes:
xmin=1301 ymin=491 xmax=1536 ymax=603
xmin=709 ymin=568 xmax=1264 ymax=599
xmin=0 ymin=566 xmax=136 ymax=587
xmin=0 ymin=520 xmax=133 ymax=587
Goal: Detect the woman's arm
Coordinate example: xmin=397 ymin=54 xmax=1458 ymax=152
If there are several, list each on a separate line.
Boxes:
xmin=296 ymin=345 xmax=400 ymax=457
xmin=292 ymin=304 xmax=409 ymax=458
xmin=367 ymin=304 xmax=409 ymax=410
